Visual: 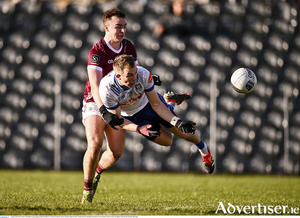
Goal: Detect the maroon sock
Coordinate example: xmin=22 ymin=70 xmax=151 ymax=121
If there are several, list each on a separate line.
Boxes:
xmin=96 ymin=164 xmax=105 ymax=175
xmin=84 ymin=179 xmax=93 ymax=192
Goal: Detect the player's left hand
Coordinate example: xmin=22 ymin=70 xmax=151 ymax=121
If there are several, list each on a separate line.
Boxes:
xmin=99 ymin=105 xmax=124 ymax=130
xmin=136 ymin=124 xmax=161 ymax=137
xmin=152 ymin=74 xmax=162 ymax=86
xmin=175 ymin=120 xmax=196 ymax=134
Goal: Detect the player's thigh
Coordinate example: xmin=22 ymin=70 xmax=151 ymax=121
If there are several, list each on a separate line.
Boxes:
xmin=104 ymin=125 xmax=126 ymax=156
xmin=85 ymin=115 xmax=105 ymax=148
xmin=152 ymin=126 xmax=173 ymax=146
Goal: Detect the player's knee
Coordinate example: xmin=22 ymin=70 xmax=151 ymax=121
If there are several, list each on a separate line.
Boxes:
xmin=111 ymin=149 xmax=123 ymax=161
xmin=87 ymin=138 xmax=102 ymax=158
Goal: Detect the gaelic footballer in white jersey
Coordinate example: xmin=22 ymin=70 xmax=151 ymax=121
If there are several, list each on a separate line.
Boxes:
xmin=99 ymin=66 xmax=154 ymax=117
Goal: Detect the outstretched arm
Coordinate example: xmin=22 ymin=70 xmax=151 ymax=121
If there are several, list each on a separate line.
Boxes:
xmin=145 ymin=89 xmax=196 ymax=134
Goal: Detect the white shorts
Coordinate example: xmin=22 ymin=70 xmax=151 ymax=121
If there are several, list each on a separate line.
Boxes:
xmin=82 ymin=101 xmax=102 ymax=126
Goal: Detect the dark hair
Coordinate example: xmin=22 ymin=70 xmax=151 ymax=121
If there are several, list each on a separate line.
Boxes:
xmin=103 ymin=9 xmax=126 ymax=24
xmin=113 ymin=55 xmax=135 ymax=74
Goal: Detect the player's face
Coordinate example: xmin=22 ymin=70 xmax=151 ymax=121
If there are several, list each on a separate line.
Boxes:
xmin=118 ymin=65 xmax=137 ymax=88
xmin=106 ymin=16 xmax=127 ymax=42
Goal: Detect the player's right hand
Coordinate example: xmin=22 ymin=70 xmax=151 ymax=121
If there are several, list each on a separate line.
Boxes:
xmin=136 ymin=125 xmax=161 ymax=137
xmin=175 ymin=120 xmax=196 ymax=134
xmin=99 ymin=105 xmax=124 ymax=130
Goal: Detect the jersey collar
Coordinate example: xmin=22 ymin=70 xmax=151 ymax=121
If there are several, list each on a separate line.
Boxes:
xmin=104 ymin=37 xmax=123 ymax=54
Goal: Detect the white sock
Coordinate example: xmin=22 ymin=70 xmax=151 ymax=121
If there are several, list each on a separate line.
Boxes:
xmin=199 ymin=143 xmax=208 ymax=155
xmin=83 ymin=190 xmax=94 ymax=195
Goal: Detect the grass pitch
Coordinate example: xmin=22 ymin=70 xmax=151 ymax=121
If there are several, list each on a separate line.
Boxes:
xmin=0 ymin=170 xmax=299 ymax=215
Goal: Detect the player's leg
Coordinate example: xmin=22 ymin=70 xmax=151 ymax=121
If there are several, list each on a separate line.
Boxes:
xmin=152 ymin=125 xmax=173 ymax=146
xmin=92 ymin=125 xmax=126 ymax=196
xmin=99 ymin=125 xmax=126 ymax=169
xmin=168 ymin=126 xmax=214 ymax=174
xmin=82 ymin=115 xmax=105 ymax=203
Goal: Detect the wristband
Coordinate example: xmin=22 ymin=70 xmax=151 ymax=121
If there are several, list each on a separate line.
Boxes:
xmin=170 ymin=116 xmax=180 ymax=126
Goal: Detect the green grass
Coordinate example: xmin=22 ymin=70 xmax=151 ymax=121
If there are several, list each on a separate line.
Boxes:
xmin=0 ymin=170 xmax=299 ymax=215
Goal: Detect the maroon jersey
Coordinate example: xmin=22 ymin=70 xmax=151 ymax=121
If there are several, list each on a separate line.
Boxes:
xmin=83 ymin=37 xmax=137 ymax=102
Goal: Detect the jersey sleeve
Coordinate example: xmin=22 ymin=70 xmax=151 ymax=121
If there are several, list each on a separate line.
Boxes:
xmin=87 ymin=46 xmax=106 ymax=70
xmin=99 ymin=75 xmax=119 ymax=110
xmin=139 ymin=67 xmax=154 ymax=92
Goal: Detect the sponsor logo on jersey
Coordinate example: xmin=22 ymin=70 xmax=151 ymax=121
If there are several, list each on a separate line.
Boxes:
xmin=148 ymin=73 xmax=153 ymax=83
xmin=108 ymin=59 xmax=114 ymax=64
xmin=91 ymin=54 xmax=100 ymax=65
xmin=120 ymin=93 xmax=143 ymax=106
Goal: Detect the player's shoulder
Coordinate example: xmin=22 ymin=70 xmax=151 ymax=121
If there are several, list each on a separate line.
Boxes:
xmin=137 ymin=66 xmax=150 ymax=74
xmin=90 ymin=38 xmax=106 ymax=54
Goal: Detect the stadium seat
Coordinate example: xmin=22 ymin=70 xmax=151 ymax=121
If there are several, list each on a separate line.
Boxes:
xmin=36 ymin=79 xmax=54 ymax=96
xmin=66 ymin=3 xmax=92 ymax=16
xmin=25 ymin=46 xmax=49 ymax=65
xmin=59 ymin=30 xmax=83 ymax=49
xmin=14 ymin=122 xmax=39 ymax=140
xmin=119 ymin=0 xmax=144 ymax=18
xmin=1 ymin=46 xmax=23 ymax=65
xmin=21 ymin=107 xmax=47 ymax=125
xmin=222 ymin=153 xmax=246 ymax=174
xmin=240 ymin=32 xmax=263 ymax=52
xmin=136 ymin=48 xmax=155 ymax=68
xmin=287 ymin=48 xmax=300 ymax=68
xmin=2 ymin=92 xmax=26 ymax=110
xmin=209 ymin=48 xmax=232 ymax=68
xmin=8 ymin=31 xmax=30 ymax=49
xmin=61 ymin=93 xmax=81 ymax=111
xmin=249 ymin=153 xmax=268 ymax=174
xmin=289 ymin=140 xmax=300 ymax=157
xmin=38 ymin=134 xmax=54 ymax=151
xmin=66 ymin=122 xmax=86 ymax=140
xmin=218 ymin=94 xmax=240 ymax=113
xmin=290 ymin=126 xmax=300 ymax=142
xmin=18 ymin=62 xmax=42 ymax=82
xmin=243 ymin=14 xmax=269 ymax=36
xmin=176 ymin=65 xmax=200 ymax=85
xmin=183 ymin=48 xmax=206 ymax=68
xmin=2 ymin=150 xmax=26 ymax=169
xmin=188 ymin=35 xmax=211 ymax=53
xmin=38 ymin=12 xmax=63 ymax=33
xmin=69 ymin=64 xmax=87 ymax=82
xmin=0 ymin=122 xmax=11 ymax=141
xmin=237 ymin=110 xmax=260 ymax=128
xmin=248 ymin=1 xmax=271 ymax=18
xmin=27 ymin=92 xmax=53 ymax=111
xmin=63 ymin=79 xmax=84 ymax=97
xmin=29 ymin=148 xmax=53 ymax=169
xmin=266 ymin=110 xmax=283 ymax=129
xmin=258 ymin=138 xmax=280 ymax=157
xmin=136 ymin=33 xmax=160 ymax=51
xmin=9 ymin=79 xmax=33 ymax=96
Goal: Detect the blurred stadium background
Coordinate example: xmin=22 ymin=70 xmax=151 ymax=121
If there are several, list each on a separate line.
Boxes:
xmin=0 ymin=0 xmax=299 ymax=174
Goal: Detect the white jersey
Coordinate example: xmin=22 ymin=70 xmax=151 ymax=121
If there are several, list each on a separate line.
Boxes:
xmin=99 ymin=66 xmax=154 ymax=117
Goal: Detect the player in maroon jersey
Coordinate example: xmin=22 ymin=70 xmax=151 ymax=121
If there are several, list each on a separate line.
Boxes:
xmin=81 ymin=9 xmax=136 ymax=204
xmin=80 ymin=8 xmax=186 ymax=204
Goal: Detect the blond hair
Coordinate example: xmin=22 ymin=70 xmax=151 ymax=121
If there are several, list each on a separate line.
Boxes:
xmin=113 ymin=55 xmax=135 ymax=74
